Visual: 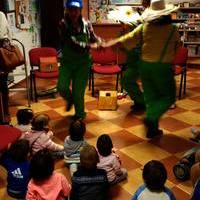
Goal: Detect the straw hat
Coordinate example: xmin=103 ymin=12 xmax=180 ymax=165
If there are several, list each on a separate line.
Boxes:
xmin=107 ymin=6 xmax=141 ymax=25
xmin=141 ymin=0 xmax=179 ymax=22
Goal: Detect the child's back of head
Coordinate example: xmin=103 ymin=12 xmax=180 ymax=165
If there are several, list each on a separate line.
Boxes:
xmin=97 ymin=134 xmax=113 ymax=157
xmin=8 ymin=139 xmax=30 ymax=162
xmin=69 ymin=120 xmax=86 ymax=141
xmin=143 ymin=160 xmax=167 ymax=191
xmin=16 ymin=109 xmax=33 ymax=125
xmin=31 ymin=114 xmax=50 ymax=131
xmin=30 ymin=149 xmax=54 ymax=182
xmin=80 ymin=145 xmax=99 ymax=170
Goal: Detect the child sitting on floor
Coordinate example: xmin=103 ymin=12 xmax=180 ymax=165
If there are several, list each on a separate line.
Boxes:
xmin=70 ymin=145 xmax=108 ymax=200
xmin=96 ymin=134 xmax=127 ymax=184
xmin=64 ymin=120 xmax=88 ymax=175
xmin=131 ymin=160 xmax=176 ymax=200
xmin=26 ymin=149 xmax=71 ymax=200
xmin=15 ymin=109 xmax=34 ymax=134
xmin=0 ymin=139 xmax=30 ymax=199
xmin=21 ymin=114 xmax=64 ymax=158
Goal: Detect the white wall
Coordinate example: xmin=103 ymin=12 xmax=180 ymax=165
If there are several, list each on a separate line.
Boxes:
xmin=8 ymin=0 xmax=40 ymax=84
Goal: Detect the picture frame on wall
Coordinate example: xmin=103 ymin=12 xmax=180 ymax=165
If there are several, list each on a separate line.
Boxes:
xmin=15 ymin=0 xmax=30 ymax=30
xmin=109 ymin=0 xmax=142 ymax=5
xmin=6 ymin=11 xmax=16 ymax=29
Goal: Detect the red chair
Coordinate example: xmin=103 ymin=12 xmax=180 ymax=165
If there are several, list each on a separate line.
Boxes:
xmin=90 ymin=47 xmax=122 ymax=97
xmin=173 ymin=47 xmax=188 ymax=99
xmin=29 ymin=47 xmax=59 ymax=102
xmin=0 ymin=125 xmax=21 ymax=153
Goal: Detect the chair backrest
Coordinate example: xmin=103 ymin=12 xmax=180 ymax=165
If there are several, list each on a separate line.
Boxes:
xmin=91 ymin=47 xmax=117 ymax=65
xmin=29 ymin=47 xmax=58 ymax=67
xmin=173 ymin=47 xmax=188 ymax=66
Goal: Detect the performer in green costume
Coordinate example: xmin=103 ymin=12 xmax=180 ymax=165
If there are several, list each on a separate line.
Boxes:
xmin=103 ymin=0 xmax=181 ymax=138
xmin=58 ymin=0 xmax=101 ymax=120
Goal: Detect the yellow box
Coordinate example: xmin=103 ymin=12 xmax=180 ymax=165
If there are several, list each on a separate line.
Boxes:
xmin=98 ymin=91 xmax=117 ymax=110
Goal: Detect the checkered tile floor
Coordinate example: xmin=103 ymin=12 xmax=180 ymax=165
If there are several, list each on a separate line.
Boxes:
xmin=0 ymin=68 xmax=200 ymax=200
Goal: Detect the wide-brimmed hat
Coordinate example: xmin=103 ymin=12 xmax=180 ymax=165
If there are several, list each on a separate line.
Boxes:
xmin=107 ymin=6 xmax=141 ymax=26
xmin=141 ymin=0 xmax=179 ymax=22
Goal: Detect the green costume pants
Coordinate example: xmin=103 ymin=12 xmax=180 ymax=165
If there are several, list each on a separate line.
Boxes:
xmin=139 ymin=60 xmax=176 ymax=127
xmin=121 ymin=63 xmax=144 ymax=105
xmin=57 ymin=61 xmax=90 ymax=119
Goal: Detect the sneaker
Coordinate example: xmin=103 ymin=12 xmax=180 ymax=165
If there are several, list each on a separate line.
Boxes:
xmin=146 ymin=129 xmax=163 ymax=139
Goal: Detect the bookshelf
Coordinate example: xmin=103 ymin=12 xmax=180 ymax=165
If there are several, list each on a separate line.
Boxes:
xmin=172 ymin=4 xmax=200 ymax=59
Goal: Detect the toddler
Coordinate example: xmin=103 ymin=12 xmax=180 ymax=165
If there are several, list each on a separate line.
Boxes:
xmin=96 ymin=134 xmax=127 ymax=184
xmin=70 ymin=145 xmax=108 ymax=200
xmin=1 ymin=139 xmax=30 ymax=199
xmin=64 ymin=120 xmax=88 ymax=175
xmin=26 ymin=149 xmax=71 ymax=200
xmin=15 ymin=109 xmax=34 ymax=133
xmin=131 ymin=160 xmax=176 ymax=200
xmin=22 ymin=114 xmax=64 ymax=157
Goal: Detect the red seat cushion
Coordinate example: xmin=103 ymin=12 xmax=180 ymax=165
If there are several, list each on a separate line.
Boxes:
xmin=34 ymin=71 xmax=59 ymax=78
xmin=0 ymin=125 xmax=22 ymax=152
xmin=92 ymin=64 xmax=121 ymax=74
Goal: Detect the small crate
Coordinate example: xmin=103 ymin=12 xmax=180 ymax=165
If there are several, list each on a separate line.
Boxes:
xmin=98 ymin=90 xmax=117 ymax=110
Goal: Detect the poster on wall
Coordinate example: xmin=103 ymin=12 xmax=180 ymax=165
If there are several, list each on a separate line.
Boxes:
xmin=109 ymin=0 xmax=141 ymax=4
xmin=15 ymin=0 xmax=31 ymax=30
xmin=89 ymin=0 xmax=117 ymax=23
xmin=89 ymin=0 xmax=142 ymax=23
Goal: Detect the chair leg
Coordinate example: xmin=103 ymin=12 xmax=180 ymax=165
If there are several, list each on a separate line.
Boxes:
xmin=32 ymin=73 xmax=38 ymax=102
xmin=88 ymin=68 xmax=92 ymax=91
xmin=183 ymin=66 xmax=187 ymax=95
xmin=120 ymin=71 xmax=123 ymax=93
xmin=30 ymin=72 xmax=33 ymax=101
xmin=178 ymin=72 xmax=184 ymax=100
xmin=91 ymin=72 xmax=95 ymax=97
xmin=116 ymin=74 xmax=119 ymax=91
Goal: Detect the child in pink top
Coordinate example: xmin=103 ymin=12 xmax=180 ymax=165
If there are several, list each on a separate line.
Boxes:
xmin=96 ymin=134 xmax=127 ymax=184
xmin=22 ymin=114 xmax=64 ymax=158
xmin=26 ymin=149 xmax=71 ymax=200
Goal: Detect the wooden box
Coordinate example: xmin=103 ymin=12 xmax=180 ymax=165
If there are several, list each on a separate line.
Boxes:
xmin=39 ymin=56 xmax=58 ymax=72
xmin=98 ymin=90 xmax=117 ymax=110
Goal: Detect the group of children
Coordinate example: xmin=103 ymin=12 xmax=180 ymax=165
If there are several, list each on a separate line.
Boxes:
xmin=0 ymin=108 xmax=199 ymax=199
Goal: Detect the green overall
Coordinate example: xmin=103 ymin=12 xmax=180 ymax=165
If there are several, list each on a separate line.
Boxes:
xmin=57 ymin=31 xmax=91 ymax=119
xmin=120 ymin=44 xmax=144 ymax=106
xmin=139 ymin=26 xmax=176 ymax=131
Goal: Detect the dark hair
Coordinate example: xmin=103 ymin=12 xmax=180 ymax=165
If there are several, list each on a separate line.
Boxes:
xmin=31 ymin=114 xmax=50 ymax=131
xmin=17 ymin=109 xmax=34 ymax=125
xmin=97 ymin=134 xmax=113 ymax=157
xmin=30 ymin=149 xmax=54 ymax=182
xmin=69 ymin=120 xmax=86 ymax=141
xmin=142 ymin=160 xmax=167 ymax=191
xmin=9 ymin=139 xmax=30 ymax=162
xmin=80 ymin=145 xmax=99 ymax=170
xmin=152 ymin=15 xmax=172 ymax=25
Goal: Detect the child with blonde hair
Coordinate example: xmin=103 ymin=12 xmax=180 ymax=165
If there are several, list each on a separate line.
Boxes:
xmin=22 ymin=114 xmax=64 ymax=158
